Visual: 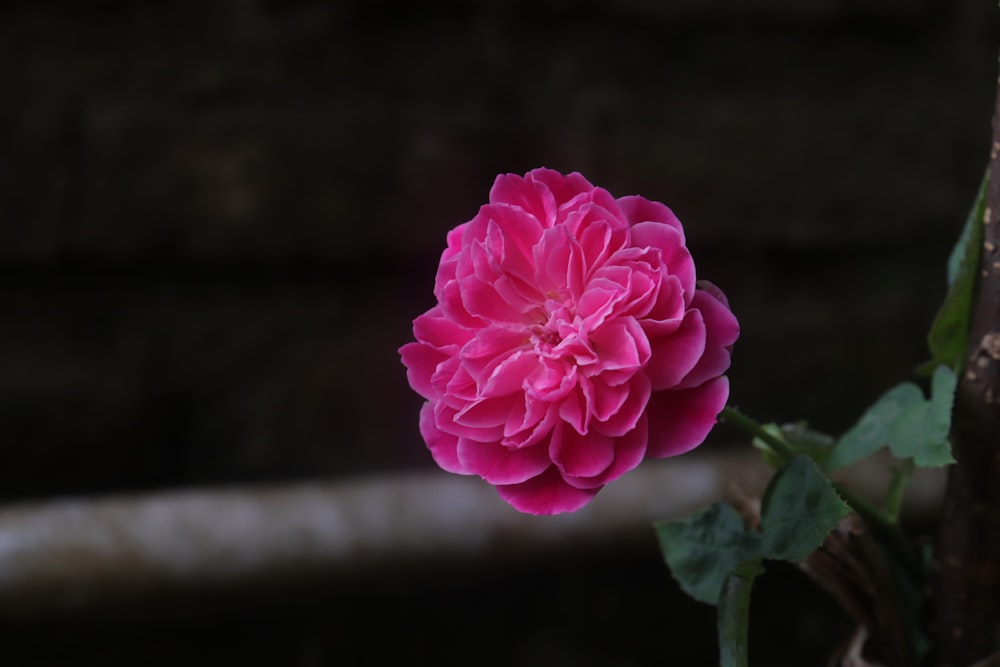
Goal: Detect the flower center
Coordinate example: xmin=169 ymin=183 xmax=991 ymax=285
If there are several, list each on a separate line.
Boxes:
xmin=528 ymin=300 xmax=597 ymax=367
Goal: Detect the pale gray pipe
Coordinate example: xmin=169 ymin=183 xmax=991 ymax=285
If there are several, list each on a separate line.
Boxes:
xmin=0 ymin=450 xmax=943 ymax=618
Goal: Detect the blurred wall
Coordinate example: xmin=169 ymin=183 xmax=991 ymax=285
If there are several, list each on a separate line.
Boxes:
xmin=0 ymin=0 xmax=996 ymax=502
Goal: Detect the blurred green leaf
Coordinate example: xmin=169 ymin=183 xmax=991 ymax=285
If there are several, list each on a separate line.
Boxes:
xmin=826 ymin=366 xmax=956 ymax=473
xmin=759 ymin=455 xmax=851 ymax=561
xmin=887 ymin=365 xmax=957 ymax=467
xmin=825 ymin=383 xmax=924 ymax=472
xmin=655 ymin=502 xmax=758 ymax=605
xmin=927 ymin=170 xmax=987 ymax=372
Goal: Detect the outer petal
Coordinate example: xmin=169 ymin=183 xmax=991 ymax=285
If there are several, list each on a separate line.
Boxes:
xmin=489 ymin=172 xmax=556 ymax=226
xmin=564 ymin=413 xmax=648 ymax=488
xmin=593 ymin=373 xmax=651 ymax=437
xmin=645 ymin=309 xmax=706 ymax=391
xmin=496 ymin=466 xmax=599 ymax=515
xmin=639 ymin=273 xmax=686 ymax=336
xmin=457 ymin=439 xmax=552 ymax=485
xmin=412 ymin=307 xmax=473 ymax=351
xmin=628 ymin=219 xmax=695 ymax=303
xmin=646 ymin=376 xmax=730 ymax=458
xmin=549 ymin=423 xmax=616 ymax=479
xmin=480 ymin=349 xmax=538 ymax=397
xmin=617 ymin=194 xmax=684 ymax=234
xmin=528 ymin=169 xmax=596 ymax=210
xmin=420 ymin=402 xmax=465 ymax=474
xmin=433 ymin=401 xmax=504 ymax=442
xmin=676 ymin=288 xmax=740 ymax=390
xmin=399 ymin=342 xmax=447 ymax=399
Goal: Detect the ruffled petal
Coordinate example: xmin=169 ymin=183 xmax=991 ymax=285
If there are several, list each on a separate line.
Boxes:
xmin=479 ymin=349 xmax=537 ymax=397
xmin=533 ymin=225 xmax=586 ymax=299
xmin=459 ymin=276 xmax=526 ymax=323
xmin=549 ymin=422 xmax=616 ymax=479
xmin=564 ymin=414 xmax=648 ymax=488
xmin=639 ymin=274 xmax=686 ymax=336
xmin=645 ymin=309 xmax=706 ymax=391
xmin=503 ymin=399 xmax=558 ymax=448
xmin=646 ymin=377 xmax=729 ymax=458
xmin=617 ymin=194 xmax=684 ymax=234
xmin=399 ymin=342 xmax=447 ymax=399
xmin=420 ymin=402 xmax=465 ymax=474
xmin=558 ymin=378 xmax=593 ymax=435
xmin=457 ymin=439 xmax=552 ymax=484
xmin=628 ymin=219 xmax=695 ymax=303
xmin=433 ymin=401 xmax=504 ymax=442
xmin=589 ymin=317 xmax=650 ymax=382
xmin=593 ymin=373 xmax=651 ymax=437
xmin=676 ymin=288 xmax=740 ymax=389
xmin=529 ymin=169 xmax=596 ymax=212
xmin=496 ymin=467 xmax=599 ymax=515
xmin=412 ymin=307 xmax=473 ymax=351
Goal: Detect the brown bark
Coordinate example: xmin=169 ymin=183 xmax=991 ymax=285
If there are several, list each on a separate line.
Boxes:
xmin=928 ymin=53 xmax=1000 ymax=667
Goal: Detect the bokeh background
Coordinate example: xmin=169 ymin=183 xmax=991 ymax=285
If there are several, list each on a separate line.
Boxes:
xmin=1 ymin=0 xmax=997 ymax=664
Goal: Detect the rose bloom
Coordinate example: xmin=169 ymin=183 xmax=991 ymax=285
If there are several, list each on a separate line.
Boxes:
xmin=399 ymin=168 xmax=738 ymax=514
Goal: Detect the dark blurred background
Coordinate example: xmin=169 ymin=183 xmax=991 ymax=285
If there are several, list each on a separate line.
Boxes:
xmin=0 ymin=0 xmax=997 ymax=664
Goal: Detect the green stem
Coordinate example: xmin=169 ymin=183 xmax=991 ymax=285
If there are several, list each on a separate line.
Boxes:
xmin=883 ymin=459 xmax=914 ymax=523
xmin=717 ymin=560 xmax=764 ymax=667
xmin=719 ymin=406 xmax=797 ymax=462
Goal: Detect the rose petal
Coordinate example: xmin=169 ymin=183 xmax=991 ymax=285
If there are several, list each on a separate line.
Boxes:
xmin=457 ymin=438 xmax=552 ymax=484
xmin=534 ymin=225 xmax=586 ymax=299
xmin=503 ymin=398 xmax=558 ymax=448
xmin=480 ymin=349 xmax=538 ymax=397
xmin=420 ymin=402 xmax=465 ymax=474
xmin=593 ymin=373 xmax=651 ymax=437
xmin=399 ymin=342 xmax=447 ymax=399
xmin=496 ymin=466 xmax=599 ymax=515
xmin=558 ymin=378 xmax=593 ymax=435
xmin=589 ymin=317 xmax=650 ymax=380
xmin=526 ymin=359 xmax=578 ymax=403
xmin=454 ymin=394 xmax=516 ymax=428
xmin=530 ymin=169 xmax=596 ymax=213
xmin=460 ymin=276 xmax=526 ymax=323
xmin=617 ymin=194 xmax=684 ymax=234
xmin=646 ymin=376 xmax=730 ymax=458
xmin=564 ymin=414 xmax=648 ymax=488
xmin=433 ymin=401 xmax=504 ymax=442
xmin=412 ymin=308 xmax=473 ymax=351
xmin=628 ymin=220 xmax=695 ymax=302
xmin=438 ymin=278 xmax=485 ymax=329
xmin=639 ymin=274 xmax=686 ymax=336
xmin=549 ymin=422 xmax=616 ymax=479
xmin=645 ymin=309 xmax=706 ymax=391
xmin=676 ymin=288 xmax=740 ymax=389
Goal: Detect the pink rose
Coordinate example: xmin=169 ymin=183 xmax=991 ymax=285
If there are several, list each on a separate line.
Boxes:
xmin=399 ymin=168 xmax=738 ymax=514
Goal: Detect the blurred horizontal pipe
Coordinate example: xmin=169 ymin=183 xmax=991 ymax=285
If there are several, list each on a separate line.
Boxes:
xmin=0 ymin=449 xmax=943 ymax=619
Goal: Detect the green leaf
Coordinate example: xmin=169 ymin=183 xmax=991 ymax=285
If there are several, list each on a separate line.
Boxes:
xmin=825 ymin=383 xmax=925 ymax=472
xmin=655 ymin=502 xmax=759 ymax=605
xmin=887 ymin=365 xmax=957 ymax=467
xmin=759 ymin=455 xmax=851 ymax=561
xmin=658 ymin=457 xmax=850 ymax=606
xmin=927 ymin=169 xmax=987 ymax=371
xmin=717 ymin=560 xmax=765 ymax=667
